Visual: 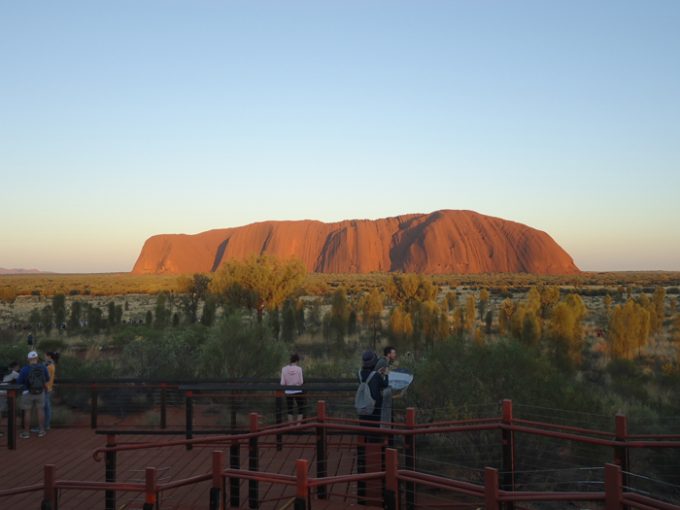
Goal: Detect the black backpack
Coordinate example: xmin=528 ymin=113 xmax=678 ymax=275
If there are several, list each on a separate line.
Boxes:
xmin=27 ymin=365 xmax=46 ymax=394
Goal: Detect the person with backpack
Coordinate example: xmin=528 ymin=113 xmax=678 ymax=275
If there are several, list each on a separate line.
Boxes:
xmin=43 ymin=351 xmax=59 ymax=431
xmin=355 ymin=350 xmax=388 ymax=431
xmin=16 ymin=351 xmax=50 ymax=438
xmin=0 ymin=361 xmax=21 ymax=438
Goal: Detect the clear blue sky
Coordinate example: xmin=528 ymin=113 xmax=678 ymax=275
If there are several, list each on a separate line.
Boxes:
xmin=2 ymin=1 xmax=679 ymax=273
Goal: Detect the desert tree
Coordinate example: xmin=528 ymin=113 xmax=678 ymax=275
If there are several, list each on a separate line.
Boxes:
xmin=538 ymin=286 xmax=561 ymax=319
xmin=178 ymin=273 xmax=212 ymax=324
xmin=477 ymin=288 xmax=490 ymax=320
xmin=608 ymin=299 xmax=650 ymax=360
xmin=445 ymin=290 xmax=458 ymax=312
xmin=484 ymin=309 xmax=494 ymax=334
xmin=280 ymin=298 xmax=297 ymax=343
xmin=41 ymin=305 xmax=53 ymax=336
xmin=388 ymin=306 xmax=414 ymax=347
xmin=498 ymin=298 xmax=515 ymax=337
xmin=386 ymin=273 xmax=437 ymax=314
xmin=547 ymin=294 xmax=587 ymax=368
xmin=521 ymin=309 xmax=541 ymax=347
xmin=210 ymin=255 xmax=306 ymax=323
xmin=464 ymin=294 xmax=476 ymax=337
xmin=154 ymin=293 xmax=171 ymax=328
xmin=325 ymin=287 xmax=351 ymax=344
xmin=52 ymin=294 xmax=66 ymax=331
xmin=200 ymin=296 xmax=217 ymax=326
xmin=360 ymin=287 xmax=384 ymax=348
xmin=68 ymin=300 xmax=82 ymax=331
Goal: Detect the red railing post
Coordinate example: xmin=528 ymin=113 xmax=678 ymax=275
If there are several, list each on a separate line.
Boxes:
xmin=42 ymin=464 xmax=56 ymax=510
xmin=248 ymin=412 xmax=259 ymax=509
xmin=210 ymin=450 xmax=225 ymax=510
xmin=501 ymin=399 xmax=515 ymax=510
xmin=357 ymin=432 xmax=366 ymax=505
xmin=405 ymin=407 xmax=416 ymax=510
xmin=143 ymin=467 xmax=157 ymax=510
xmin=605 ymin=463 xmax=623 ymax=510
xmin=160 ymin=383 xmax=167 ymax=430
xmin=385 ymin=448 xmax=399 ymax=510
xmin=295 ymin=458 xmax=309 ymax=510
xmin=316 ymin=400 xmax=327 ymax=499
xmin=229 ymin=439 xmax=240 ymax=508
xmin=7 ymin=388 xmax=17 ymax=450
xmin=105 ymin=433 xmax=117 ymax=510
xmin=185 ymin=390 xmax=194 ymax=451
xmin=614 ymin=413 xmax=630 ymax=504
xmin=275 ymin=390 xmax=284 ymax=451
xmin=484 ymin=467 xmax=500 ymax=510
xmin=90 ymin=383 xmax=98 ymax=429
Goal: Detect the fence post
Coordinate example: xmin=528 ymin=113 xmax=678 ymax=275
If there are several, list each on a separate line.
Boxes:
xmin=105 ymin=434 xmax=117 ymax=510
xmin=501 ymin=399 xmax=515 ymax=510
xmin=229 ymin=439 xmax=240 ymax=508
xmin=248 ymin=412 xmax=259 ymax=509
xmin=357 ymin=433 xmax=366 ymax=505
xmin=210 ymin=450 xmax=225 ymax=510
xmin=41 ymin=464 xmax=56 ymax=510
xmin=605 ymin=463 xmax=623 ymax=510
xmin=142 ymin=467 xmax=157 ymax=510
xmin=614 ymin=414 xmax=629 ymax=496
xmin=316 ymin=400 xmax=327 ymax=499
xmin=405 ymin=407 xmax=416 ymax=510
xmin=7 ymin=388 xmax=17 ymax=450
xmin=385 ymin=448 xmax=399 ymax=510
xmin=90 ymin=383 xmax=98 ymax=429
xmin=295 ymin=458 xmax=309 ymax=510
xmin=484 ymin=467 xmax=500 ymax=510
xmin=185 ymin=390 xmax=193 ymax=451
xmin=275 ymin=390 xmax=283 ymax=451
xmin=160 ymin=384 xmax=167 ymax=430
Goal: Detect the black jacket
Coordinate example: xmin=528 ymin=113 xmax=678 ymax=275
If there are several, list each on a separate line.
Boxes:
xmin=359 ymin=368 xmax=388 ymax=416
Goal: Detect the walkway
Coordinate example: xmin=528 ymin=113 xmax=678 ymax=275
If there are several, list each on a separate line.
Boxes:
xmin=0 ymin=429 xmax=377 ymax=509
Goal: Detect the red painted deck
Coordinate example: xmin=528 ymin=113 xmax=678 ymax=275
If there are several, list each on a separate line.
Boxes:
xmin=0 ymin=429 xmax=382 ymax=509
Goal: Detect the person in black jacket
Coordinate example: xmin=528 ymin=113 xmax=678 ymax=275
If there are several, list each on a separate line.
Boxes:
xmin=358 ymin=351 xmax=388 ymax=428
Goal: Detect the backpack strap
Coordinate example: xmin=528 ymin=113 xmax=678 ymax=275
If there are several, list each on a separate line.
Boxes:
xmin=359 ymin=370 xmax=377 ymax=383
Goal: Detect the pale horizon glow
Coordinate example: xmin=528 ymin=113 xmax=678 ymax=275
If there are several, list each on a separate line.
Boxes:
xmin=2 ymin=1 xmax=679 ymax=273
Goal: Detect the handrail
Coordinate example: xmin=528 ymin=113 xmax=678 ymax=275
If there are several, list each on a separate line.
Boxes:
xmin=6 ymin=399 xmax=680 ymax=509
xmin=91 ymin=411 xmax=680 ymax=461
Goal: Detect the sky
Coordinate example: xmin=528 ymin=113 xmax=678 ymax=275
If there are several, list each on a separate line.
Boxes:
xmin=1 ymin=0 xmax=679 ymax=273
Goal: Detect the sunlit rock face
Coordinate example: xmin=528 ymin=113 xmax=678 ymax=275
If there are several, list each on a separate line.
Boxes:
xmin=132 ymin=210 xmax=580 ymax=275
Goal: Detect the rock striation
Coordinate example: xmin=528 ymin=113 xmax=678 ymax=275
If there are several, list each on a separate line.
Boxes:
xmin=131 ymin=210 xmax=579 ymax=275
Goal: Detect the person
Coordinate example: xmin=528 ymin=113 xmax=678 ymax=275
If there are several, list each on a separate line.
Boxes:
xmin=43 ymin=351 xmax=59 ymax=431
xmin=16 ymin=351 xmax=50 ymax=438
xmin=0 ymin=361 xmax=21 ymax=438
xmin=375 ymin=346 xmax=397 ymax=373
xmin=357 ymin=350 xmax=388 ymax=429
xmin=375 ymin=346 xmax=397 ymax=427
xmin=280 ymin=353 xmax=305 ymax=423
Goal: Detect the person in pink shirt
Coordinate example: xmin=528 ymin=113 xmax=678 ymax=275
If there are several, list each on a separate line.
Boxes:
xmin=280 ymin=353 xmax=305 ymax=423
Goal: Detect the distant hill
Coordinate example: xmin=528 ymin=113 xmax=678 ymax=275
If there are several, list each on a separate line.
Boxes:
xmin=132 ymin=210 xmax=580 ymax=275
xmin=0 ymin=267 xmax=45 ymax=275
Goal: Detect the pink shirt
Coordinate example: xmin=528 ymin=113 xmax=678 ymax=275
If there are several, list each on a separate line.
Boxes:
xmin=280 ymin=364 xmax=303 ymax=394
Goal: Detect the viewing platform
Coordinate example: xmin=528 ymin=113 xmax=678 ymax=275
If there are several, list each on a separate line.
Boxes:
xmin=2 ymin=379 xmax=680 ymax=509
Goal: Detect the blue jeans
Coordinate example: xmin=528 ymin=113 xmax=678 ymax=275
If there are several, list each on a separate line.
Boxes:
xmin=44 ymin=391 xmax=52 ymax=430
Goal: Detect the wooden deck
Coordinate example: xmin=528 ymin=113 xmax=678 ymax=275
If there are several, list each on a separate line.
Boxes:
xmin=0 ymin=429 xmax=381 ymax=509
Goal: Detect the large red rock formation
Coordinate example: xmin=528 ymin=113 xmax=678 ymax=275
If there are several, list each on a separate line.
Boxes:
xmin=131 ymin=210 xmax=579 ymax=275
